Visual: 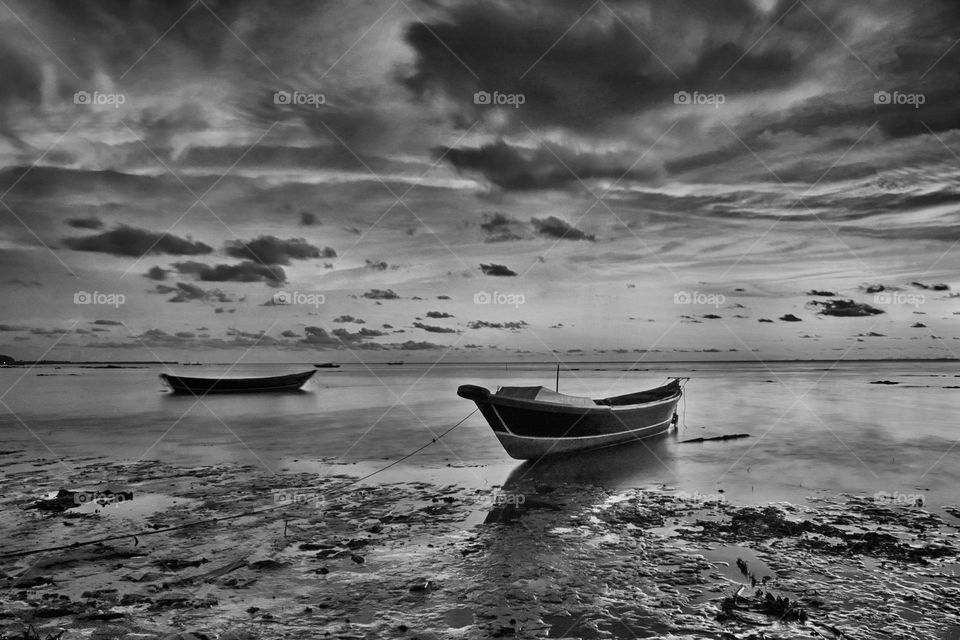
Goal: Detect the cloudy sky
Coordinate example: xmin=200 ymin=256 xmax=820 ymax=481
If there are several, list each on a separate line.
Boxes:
xmin=1 ymin=0 xmax=959 ymax=363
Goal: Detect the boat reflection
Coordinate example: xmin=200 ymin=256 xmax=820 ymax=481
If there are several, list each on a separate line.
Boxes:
xmin=483 ymin=435 xmax=676 ymax=524
xmin=471 ymin=436 xmax=681 ymax=638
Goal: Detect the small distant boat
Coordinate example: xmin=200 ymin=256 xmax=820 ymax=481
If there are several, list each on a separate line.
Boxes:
xmin=386 ymin=361 xmax=404 ymax=366
xmin=457 ymin=379 xmax=684 ymax=459
xmin=160 ymin=370 xmax=316 ymax=395
xmin=314 ymin=362 xmax=341 ymax=369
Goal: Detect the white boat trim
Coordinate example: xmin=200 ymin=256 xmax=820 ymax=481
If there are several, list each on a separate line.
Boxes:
xmin=490 ymin=404 xmax=512 ymax=434
xmin=494 ymin=414 xmax=674 ymax=441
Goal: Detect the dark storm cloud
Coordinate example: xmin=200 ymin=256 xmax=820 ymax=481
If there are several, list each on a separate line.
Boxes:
xmin=407 ymin=0 xmax=960 ymax=196
xmin=0 ymin=0 xmax=421 ymax=160
xmin=130 ymin=327 xmax=282 ymax=349
xmin=174 ymin=260 xmax=286 ymax=286
xmin=63 ymin=225 xmax=213 ymax=258
xmin=530 ymin=216 xmax=595 ymax=241
xmin=437 ymin=141 xmax=654 ymax=191
xmin=154 ymin=282 xmax=235 ymax=304
xmin=809 ymin=299 xmax=884 ymax=317
xmin=180 ymin=143 xmax=408 ymax=176
xmin=363 ymin=289 xmax=399 ymax=300
xmin=480 ymin=263 xmax=517 ymax=277
xmin=467 ymin=320 xmax=528 ymax=330
xmin=738 ymin=85 xmax=960 ymax=143
xmin=301 ymin=326 xmax=340 ymax=347
xmin=403 ymin=0 xmax=809 ymax=133
xmin=480 ymin=212 xmax=527 ymax=242
xmin=365 ymin=259 xmax=389 ymax=271
xmin=145 ymin=266 xmax=169 ymax=281
xmin=30 ymin=327 xmax=70 ymax=336
xmin=0 ymin=0 xmax=280 ymax=129
xmin=224 ymin=236 xmax=335 ymax=265
xmin=66 ymin=216 xmax=103 ymax=229
xmin=390 ymin=340 xmax=444 ymax=350
xmin=412 ymin=322 xmax=458 ymax=334
xmin=334 ymin=327 xmax=386 ymax=341
xmin=0 ymin=167 xmax=175 ymax=203
xmin=300 ymin=325 xmax=386 ymax=348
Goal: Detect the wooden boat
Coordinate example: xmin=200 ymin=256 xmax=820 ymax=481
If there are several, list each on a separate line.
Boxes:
xmin=314 ymin=362 xmax=341 ymax=369
xmin=160 ymin=370 xmax=316 ymax=395
xmin=457 ymin=379 xmax=683 ymax=459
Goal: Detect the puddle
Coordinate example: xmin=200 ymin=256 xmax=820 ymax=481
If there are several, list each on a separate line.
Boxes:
xmin=645 ymin=525 xmax=682 ymax=537
xmin=69 ymin=493 xmax=195 ymax=521
xmin=443 ymin=607 xmax=474 ymax=628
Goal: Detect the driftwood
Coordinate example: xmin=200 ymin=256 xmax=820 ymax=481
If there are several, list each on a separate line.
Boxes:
xmin=164 ymin=558 xmax=247 ymax=587
xmin=679 ymin=433 xmax=750 ymax=444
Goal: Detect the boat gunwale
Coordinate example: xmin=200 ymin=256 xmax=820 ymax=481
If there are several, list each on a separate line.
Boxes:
xmin=486 ymin=389 xmax=681 ymax=413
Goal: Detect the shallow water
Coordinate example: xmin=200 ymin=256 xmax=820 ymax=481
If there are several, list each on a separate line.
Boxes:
xmin=1 ymin=360 xmax=959 ymax=513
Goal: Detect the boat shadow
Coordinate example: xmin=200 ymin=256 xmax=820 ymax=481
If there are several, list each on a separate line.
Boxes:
xmin=482 ymin=434 xmax=676 ymax=524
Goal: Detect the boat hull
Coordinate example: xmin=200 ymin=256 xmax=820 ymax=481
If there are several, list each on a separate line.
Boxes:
xmin=459 ymin=382 xmax=681 ymax=460
xmin=160 ymin=370 xmax=316 ymax=395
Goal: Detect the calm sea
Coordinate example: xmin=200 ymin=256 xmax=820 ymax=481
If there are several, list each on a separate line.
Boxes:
xmin=1 ymin=360 xmax=957 ymax=510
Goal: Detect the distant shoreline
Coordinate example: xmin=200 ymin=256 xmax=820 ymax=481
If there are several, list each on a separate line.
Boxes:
xmin=2 ymin=357 xmax=956 ymax=367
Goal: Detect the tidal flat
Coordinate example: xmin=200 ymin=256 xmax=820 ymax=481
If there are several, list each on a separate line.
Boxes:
xmin=1 ymin=453 xmax=958 ymax=639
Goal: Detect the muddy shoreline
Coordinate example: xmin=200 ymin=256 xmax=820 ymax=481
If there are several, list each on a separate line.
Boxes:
xmin=1 ymin=453 xmax=959 ymax=639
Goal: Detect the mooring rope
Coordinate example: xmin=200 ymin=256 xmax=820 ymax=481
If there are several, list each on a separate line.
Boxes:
xmin=0 ymin=409 xmax=478 ymax=560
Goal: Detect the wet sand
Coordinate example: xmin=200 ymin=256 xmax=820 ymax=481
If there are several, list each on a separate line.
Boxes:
xmin=2 ymin=449 xmax=958 ymax=640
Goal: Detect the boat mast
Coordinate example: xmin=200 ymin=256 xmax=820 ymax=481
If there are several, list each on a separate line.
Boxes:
xmin=555 ymin=363 xmax=560 ymax=392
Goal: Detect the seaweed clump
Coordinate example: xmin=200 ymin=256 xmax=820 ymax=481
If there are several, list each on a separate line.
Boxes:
xmin=718 ymin=587 xmax=808 ymax=625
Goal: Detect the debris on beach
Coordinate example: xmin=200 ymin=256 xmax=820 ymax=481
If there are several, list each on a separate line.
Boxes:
xmin=1 ymin=459 xmax=957 ymax=639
